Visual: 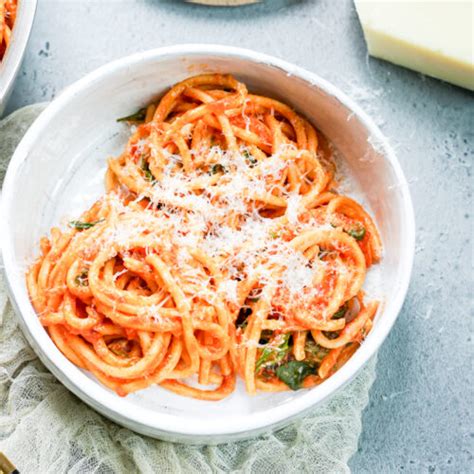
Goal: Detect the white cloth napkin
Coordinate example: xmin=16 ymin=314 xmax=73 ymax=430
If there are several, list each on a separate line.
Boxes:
xmin=0 ymin=104 xmax=376 ymax=474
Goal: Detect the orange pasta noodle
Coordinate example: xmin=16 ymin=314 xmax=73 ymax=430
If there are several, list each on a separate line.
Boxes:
xmin=0 ymin=0 xmax=17 ymax=61
xmin=27 ymin=74 xmax=382 ymax=400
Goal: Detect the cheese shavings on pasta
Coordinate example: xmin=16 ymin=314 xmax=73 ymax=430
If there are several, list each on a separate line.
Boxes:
xmin=27 ymin=74 xmax=382 ymax=400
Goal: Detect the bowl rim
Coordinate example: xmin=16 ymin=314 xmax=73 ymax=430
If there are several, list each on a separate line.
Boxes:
xmin=0 ymin=0 xmax=37 ymax=114
xmin=0 ymin=44 xmax=416 ymax=440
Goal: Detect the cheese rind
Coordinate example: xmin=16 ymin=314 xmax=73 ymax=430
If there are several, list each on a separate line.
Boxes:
xmin=355 ymin=0 xmax=474 ymax=91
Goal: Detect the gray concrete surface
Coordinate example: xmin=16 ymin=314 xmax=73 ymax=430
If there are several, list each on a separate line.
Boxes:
xmin=5 ymin=0 xmax=473 ymax=472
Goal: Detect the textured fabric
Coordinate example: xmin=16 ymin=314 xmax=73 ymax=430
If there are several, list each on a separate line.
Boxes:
xmin=0 ymin=104 xmax=376 ymax=474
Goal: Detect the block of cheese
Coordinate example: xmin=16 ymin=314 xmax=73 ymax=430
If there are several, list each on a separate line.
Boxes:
xmin=354 ymin=0 xmax=474 ymax=91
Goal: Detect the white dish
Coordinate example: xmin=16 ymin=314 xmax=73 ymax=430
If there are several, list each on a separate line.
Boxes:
xmin=0 ymin=0 xmax=37 ymax=116
xmin=0 ymin=45 xmax=415 ymax=443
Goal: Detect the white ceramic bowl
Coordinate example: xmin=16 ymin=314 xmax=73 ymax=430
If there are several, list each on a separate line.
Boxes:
xmin=0 ymin=45 xmax=415 ymax=443
xmin=0 ymin=0 xmax=37 ymax=116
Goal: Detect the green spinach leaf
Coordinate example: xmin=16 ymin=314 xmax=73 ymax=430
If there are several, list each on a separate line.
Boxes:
xmin=276 ymin=360 xmax=314 ymax=390
xmin=255 ymin=333 xmax=290 ymax=373
xmin=140 ymin=157 xmax=154 ymax=181
xmin=74 ymin=270 xmax=89 ymax=287
xmin=332 ymin=303 xmax=348 ymax=319
xmin=304 ymin=340 xmax=329 ymax=365
xmin=117 ymin=107 xmax=147 ymax=123
xmin=346 ymin=225 xmax=366 ymax=241
xmin=69 ymin=219 xmax=104 ymax=230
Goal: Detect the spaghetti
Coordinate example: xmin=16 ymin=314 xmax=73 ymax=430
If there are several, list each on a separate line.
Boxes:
xmin=26 ymin=74 xmax=382 ymax=400
xmin=0 ymin=0 xmax=17 ymax=61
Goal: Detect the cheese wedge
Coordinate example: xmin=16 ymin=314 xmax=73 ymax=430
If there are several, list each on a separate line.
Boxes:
xmin=354 ymin=0 xmax=474 ymax=91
